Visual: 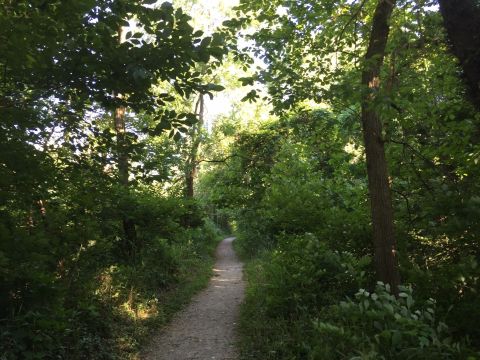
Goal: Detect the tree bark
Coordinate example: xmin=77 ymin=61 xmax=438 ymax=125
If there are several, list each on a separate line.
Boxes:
xmin=361 ymin=0 xmax=400 ymax=294
xmin=185 ymin=166 xmax=197 ymax=199
xmin=114 ymin=27 xmax=137 ymax=256
xmin=185 ymin=94 xmax=204 ymax=199
xmin=114 ymin=106 xmax=129 ymax=187
xmin=438 ymin=0 xmax=480 ymax=111
xmin=114 ymin=105 xmax=138 ymax=255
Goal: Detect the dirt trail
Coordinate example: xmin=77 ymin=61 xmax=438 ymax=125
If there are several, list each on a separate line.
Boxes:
xmin=142 ymin=237 xmax=245 ymax=360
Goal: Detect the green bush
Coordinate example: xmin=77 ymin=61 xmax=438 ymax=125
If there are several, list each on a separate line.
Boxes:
xmin=404 ymin=255 xmax=480 ymax=348
xmin=0 ymin=189 xmax=222 ymax=359
xmin=206 ymin=109 xmax=480 ymax=357
xmin=312 ymin=283 xmax=475 ymax=359
xmin=239 ymin=234 xmax=372 ymax=359
xmin=260 ymin=234 xmax=371 ymax=316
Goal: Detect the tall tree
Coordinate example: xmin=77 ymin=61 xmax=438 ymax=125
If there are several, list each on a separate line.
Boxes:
xmin=185 ymin=94 xmax=205 ymax=199
xmin=114 ymin=27 xmax=138 ymax=255
xmin=231 ymin=0 xmax=402 ymax=291
xmin=114 ymin=102 xmax=138 ymax=254
xmin=360 ymin=0 xmax=400 ymax=293
xmin=438 ymin=0 xmax=480 ymax=110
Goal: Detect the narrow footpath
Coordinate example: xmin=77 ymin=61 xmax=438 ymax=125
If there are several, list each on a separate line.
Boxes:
xmin=142 ymin=237 xmax=245 ymax=360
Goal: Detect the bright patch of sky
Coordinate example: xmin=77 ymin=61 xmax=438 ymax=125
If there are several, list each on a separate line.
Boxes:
xmin=131 ymin=0 xmax=249 ymax=131
xmin=178 ymin=0 xmax=239 ymax=34
xmin=171 ymin=0 xmax=273 ymax=131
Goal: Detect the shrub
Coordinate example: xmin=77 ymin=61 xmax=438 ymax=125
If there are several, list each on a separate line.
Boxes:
xmin=312 ymin=282 xmax=475 ymax=359
xmin=261 ymin=234 xmax=371 ymax=316
xmin=238 ymin=234 xmax=372 ymax=359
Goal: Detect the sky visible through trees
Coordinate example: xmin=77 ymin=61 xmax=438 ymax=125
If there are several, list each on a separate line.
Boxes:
xmin=1 ymin=0 xmax=480 ymax=359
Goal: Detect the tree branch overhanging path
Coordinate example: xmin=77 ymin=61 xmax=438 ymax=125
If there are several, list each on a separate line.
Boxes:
xmin=142 ymin=237 xmax=245 ymax=360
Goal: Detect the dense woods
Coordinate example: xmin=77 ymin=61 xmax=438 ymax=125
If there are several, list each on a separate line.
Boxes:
xmin=0 ymin=1 xmax=226 ymax=358
xmin=1 ymin=0 xmax=480 ymax=359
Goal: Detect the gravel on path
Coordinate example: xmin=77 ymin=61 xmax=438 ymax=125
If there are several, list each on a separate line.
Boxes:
xmin=142 ymin=237 xmax=245 ymax=360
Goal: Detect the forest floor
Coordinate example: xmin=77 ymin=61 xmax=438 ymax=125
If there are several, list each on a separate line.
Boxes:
xmin=141 ymin=237 xmax=245 ymax=360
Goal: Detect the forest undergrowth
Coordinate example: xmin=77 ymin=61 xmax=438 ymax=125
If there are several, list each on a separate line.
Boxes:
xmin=200 ymin=110 xmax=480 ymax=359
xmin=1 ymin=191 xmax=223 ymax=359
xmin=2 ymin=0 xmax=480 ymax=359
xmin=194 ymin=2 xmax=480 ymax=358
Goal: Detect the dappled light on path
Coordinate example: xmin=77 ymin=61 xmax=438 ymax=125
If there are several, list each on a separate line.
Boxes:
xmin=142 ymin=237 xmax=244 ymax=360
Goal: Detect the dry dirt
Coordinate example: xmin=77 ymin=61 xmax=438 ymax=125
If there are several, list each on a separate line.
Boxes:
xmin=142 ymin=237 xmax=245 ymax=360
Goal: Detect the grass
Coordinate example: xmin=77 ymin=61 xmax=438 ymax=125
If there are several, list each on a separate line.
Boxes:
xmin=236 ymin=255 xmax=314 ymax=360
xmin=109 ymin=233 xmax=223 ymax=359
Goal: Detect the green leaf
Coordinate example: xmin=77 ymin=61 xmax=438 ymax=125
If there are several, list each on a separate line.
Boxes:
xmin=206 ymin=83 xmax=225 ymax=92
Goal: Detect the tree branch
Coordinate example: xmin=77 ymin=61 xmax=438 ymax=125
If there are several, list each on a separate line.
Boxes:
xmin=335 ymin=0 xmax=368 ymax=50
xmin=196 ymin=153 xmax=250 ymax=165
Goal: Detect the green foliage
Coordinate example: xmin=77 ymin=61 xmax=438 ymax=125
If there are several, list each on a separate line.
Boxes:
xmin=313 ymin=283 xmax=472 ymax=359
xmin=239 ymin=245 xmax=477 ymax=359
xmin=203 ymin=0 xmax=480 ymax=356
xmin=3 ymin=0 xmax=480 ymax=358
xmin=0 ymin=0 xmax=230 ymax=357
xmin=202 ymin=110 xmax=371 ymax=256
xmin=253 ymin=234 xmax=371 ymax=316
xmin=205 ymin=105 xmax=480 ymax=357
xmin=0 ymin=189 xmax=221 ymax=359
xmin=238 ymin=233 xmax=370 ymax=359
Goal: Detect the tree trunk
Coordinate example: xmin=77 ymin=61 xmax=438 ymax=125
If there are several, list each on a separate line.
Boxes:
xmin=114 ymin=105 xmax=138 ymax=255
xmin=438 ymin=0 xmax=480 ymax=111
xmin=185 ymin=167 xmax=197 ymax=199
xmin=114 ymin=106 xmax=129 ymax=187
xmin=114 ymin=27 xmax=137 ymax=256
xmin=185 ymin=94 xmax=205 ymax=199
xmin=361 ymin=0 xmax=400 ymax=294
